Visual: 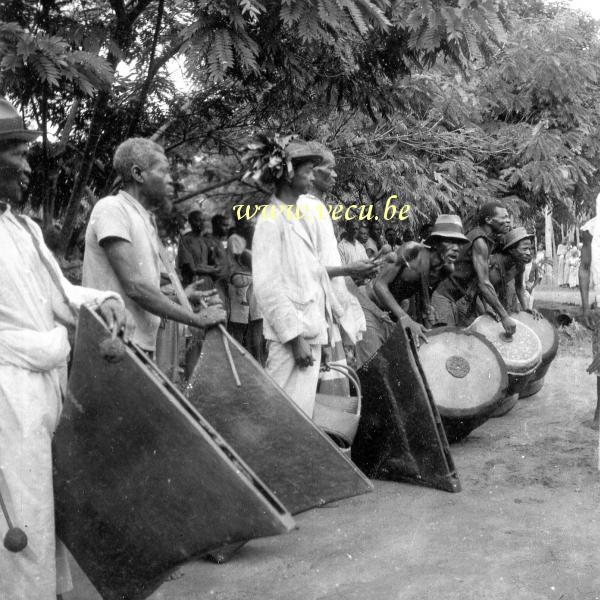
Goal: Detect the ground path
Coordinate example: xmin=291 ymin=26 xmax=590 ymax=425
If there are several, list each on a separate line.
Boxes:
xmin=66 ymin=323 xmax=600 ymax=600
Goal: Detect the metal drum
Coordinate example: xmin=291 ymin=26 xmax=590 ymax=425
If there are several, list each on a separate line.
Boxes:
xmin=418 ymin=327 xmax=509 ymax=443
xmin=467 ymin=315 xmax=542 ymax=416
xmin=54 ymin=307 xmax=295 ymax=600
xmin=511 ymin=312 xmax=559 ymax=398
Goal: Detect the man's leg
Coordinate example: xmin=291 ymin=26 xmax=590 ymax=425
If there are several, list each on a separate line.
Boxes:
xmin=266 ymin=340 xmax=321 ymax=417
xmin=584 ymin=315 xmax=600 ymax=430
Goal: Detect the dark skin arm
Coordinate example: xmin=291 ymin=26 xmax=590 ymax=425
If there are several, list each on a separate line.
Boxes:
xmin=372 ymin=244 xmax=428 ymax=345
xmin=580 ymin=230 xmax=594 ymax=329
xmin=102 ymin=238 xmax=226 ymax=329
xmin=326 ymin=261 xmax=378 ymax=279
xmin=472 ymin=238 xmax=516 ymax=335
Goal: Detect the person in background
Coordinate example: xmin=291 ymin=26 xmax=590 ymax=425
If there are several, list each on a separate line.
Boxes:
xmin=83 ymin=137 xmax=226 ymax=358
xmin=177 ymin=210 xmax=219 ymax=288
xmin=556 ymin=238 xmax=568 ymax=288
xmin=0 ymin=96 xmax=134 ymax=600
xmin=568 ymin=245 xmax=581 ymax=289
xmin=204 ymin=213 xmax=231 ymax=297
xmin=357 ymin=223 xmax=370 ymax=247
xmin=365 ymin=219 xmax=385 ymax=258
xmin=385 ymin=226 xmax=400 ymax=251
xmin=338 ymin=218 xmax=371 ymax=285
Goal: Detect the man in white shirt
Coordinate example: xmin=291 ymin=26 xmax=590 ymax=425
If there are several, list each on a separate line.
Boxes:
xmin=84 ymin=138 xmax=226 ymax=356
xmin=297 ymin=142 xmax=375 ymax=396
xmin=0 ymin=97 xmax=134 ymax=600
xmin=252 ymin=140 xmax=331 ymax=417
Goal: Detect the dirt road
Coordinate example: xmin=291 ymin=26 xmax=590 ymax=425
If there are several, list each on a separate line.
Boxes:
xmin=67 ymin=331 xmax=600 ymax=600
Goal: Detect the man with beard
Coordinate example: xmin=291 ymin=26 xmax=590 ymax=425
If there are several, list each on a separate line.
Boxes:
xmin=488 ymin=227 xmax=539 ymax=314
xmin=84 ymin=138 xmax=226 ymax=357
xmin=296 ymin=141 xmax=375 ymax=396
xmin=430 ymin=202 xmax=516 ymax=336
xmin=355 ymin=215 xmax=468 ymax=366
xmin=0 ymin=97 xmax=134 ymax=599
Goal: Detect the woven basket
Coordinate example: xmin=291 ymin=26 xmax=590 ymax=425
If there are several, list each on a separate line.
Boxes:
xmin=313 ymin=362 xmax=362 ymax=450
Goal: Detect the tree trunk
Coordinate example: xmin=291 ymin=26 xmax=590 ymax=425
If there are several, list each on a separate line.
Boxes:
xmin=59 ymin=90 xmax=111 ymax=253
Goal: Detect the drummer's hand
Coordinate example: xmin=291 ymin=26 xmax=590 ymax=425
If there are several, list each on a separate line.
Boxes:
xmin=500 ymin=315 xmax=517 ymax=337
xmin=290 ymin=336 xmax=314 ymax=369
xmin=348 ymin=260 xmax=378 ymax=278
xmin=526 ymin=308 xmax=543 ymax=320
xmin=185 ymin=284 xmax=222 ymax=307
xmin=192 ymin=305 xmax=227 ymax=329
xmin=97 ymin=298 xmax=135 ymax=343
xmin=321 ymin=345 xmax=332 ymax=367
xmin=401 ymin=316 xmax=429 ymax=347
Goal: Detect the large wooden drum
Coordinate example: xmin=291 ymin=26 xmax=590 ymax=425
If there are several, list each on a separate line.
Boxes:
xmin=418 ymin=327 xmax=508 ymax=443
xmin=511 ymin=312 xmax=559 ymax=398
xmin=467 ymin=315 xmax=542 ymax=415
xmin=54 ymin=307 xmax=295 ymax=600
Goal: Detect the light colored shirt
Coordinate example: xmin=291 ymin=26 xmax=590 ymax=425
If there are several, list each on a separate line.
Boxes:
xmin=364 ymin=236 xmax=379 ymax=257
xmin=297 ymin=194 xmax=366 ymax=344
xmin=338 ymin=237 xmax=369 ymax=265
xmin=253 ymin=197 xmax=329 ymax=345
xmin=83 ymin=190 xmax=162 ymax=351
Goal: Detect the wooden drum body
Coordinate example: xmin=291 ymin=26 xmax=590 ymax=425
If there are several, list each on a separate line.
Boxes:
xmin=467 ymin=315 xmax=542 ymax=415
xmin=511 ymin=312 xmax=559 ymax=398
xmin=418 ymin=327 xmax=509 ymax=442
xmin=54 ymin=307 xmax=295 ymax=600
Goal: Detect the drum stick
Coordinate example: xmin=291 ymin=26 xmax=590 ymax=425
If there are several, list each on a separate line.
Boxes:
xmin=0 ymin=487 xmax=28 ymax=552
xmin=156 ymin=243 xmax=243 ymax=384
xmin=0 ymin=488 xmax=14 ymax=530
xmin=198 ymin=299 xmax=242 ymax=388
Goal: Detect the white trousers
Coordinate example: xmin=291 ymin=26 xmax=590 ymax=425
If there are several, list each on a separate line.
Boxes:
xmin=266 ymin=341 xmax=321 ymax=418
xmin=0 ymin=364 xmax=72 ymax=600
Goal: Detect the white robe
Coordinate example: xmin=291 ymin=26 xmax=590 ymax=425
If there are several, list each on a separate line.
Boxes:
xmin=0 ymin=207 xmax=119 ymax=599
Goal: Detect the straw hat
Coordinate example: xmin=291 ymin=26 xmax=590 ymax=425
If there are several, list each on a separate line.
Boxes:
xmin=502 ymin=226 xmax=533 ymax=251
xmin=427 ymin=214 xmax=469 ymax=243
xmin=0 ymin=97 xmax=40 ymax=142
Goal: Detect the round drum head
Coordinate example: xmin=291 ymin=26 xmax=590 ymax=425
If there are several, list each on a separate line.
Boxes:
xmin=467 ymin=315 xmax=542 ymax=375
xmin=511 ymin=312 xmax=558 ymax=364
xmin=419 ymin=327 xmax=508 ymax=418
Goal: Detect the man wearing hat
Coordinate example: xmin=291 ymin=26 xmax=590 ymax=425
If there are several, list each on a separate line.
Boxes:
xmin=489 ymin=226 xmax=538 ymax=314
xmin=252 ymin=139 xmax=338 ymax=417
xmin=430 ymin=201 xmax=516 ymax=334
xmin=355 ymin=214 xmax=469 ymax=366
xmin=0 ymin=97 xmax=135 ymax=599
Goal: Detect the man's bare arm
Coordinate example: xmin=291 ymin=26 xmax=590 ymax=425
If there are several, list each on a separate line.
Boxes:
xmin=103 ymin=238 xmax=225 ymax=328
xmin=580 ymin=230 xmax=593 ymax=327
xmin=472 ymin=238 xmax=516 ymax=334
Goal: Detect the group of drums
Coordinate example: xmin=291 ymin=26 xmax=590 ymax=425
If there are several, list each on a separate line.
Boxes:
xmin=418 ymin=312 xmax=559 ymax=443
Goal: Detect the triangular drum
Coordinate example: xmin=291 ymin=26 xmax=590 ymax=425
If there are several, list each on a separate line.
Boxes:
xmin=352 ymin=323 xmax=461 ymax=492
xmin=186 ymin=328 xmax=373 ymax=515
xmin=53 ymin=307 xmax=295 ymax=600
